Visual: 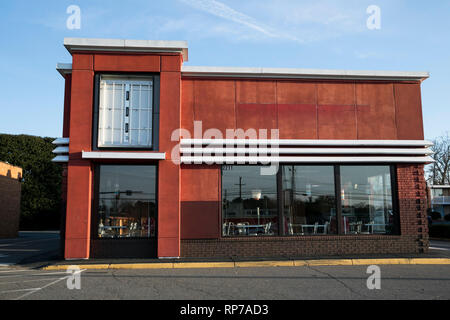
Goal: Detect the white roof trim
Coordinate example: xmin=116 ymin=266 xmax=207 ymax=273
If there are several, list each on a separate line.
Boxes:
xmin=181 ymin=66 xmax=429 ymax=81
xmin=56 ymin=63 xmax=72 ymax=77
xmin=64 ymin=38 xmax=189 ymax=62
xmin=82 ymin=151 xmax=166 ymax=160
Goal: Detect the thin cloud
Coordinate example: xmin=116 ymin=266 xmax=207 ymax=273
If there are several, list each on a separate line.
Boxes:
xmin=178 ymin=0 xmax=302 ymax=42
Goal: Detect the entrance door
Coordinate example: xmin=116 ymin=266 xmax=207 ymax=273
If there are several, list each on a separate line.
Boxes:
xmin=91 ymin=165 xmax=158 ymax=258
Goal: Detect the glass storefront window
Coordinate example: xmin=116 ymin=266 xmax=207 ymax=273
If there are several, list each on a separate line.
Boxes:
xmin=96 ymin=165 xmax=157 ymax=239
xmin=221 ymin=165 xmax=398 ymax=237
xmin=281 ymin=166 xmax=337 ymax=236
xmin=222 ymin=166 xmax=278 ymax=237
xmin=340 ymin=166 xmax=395 ymax=235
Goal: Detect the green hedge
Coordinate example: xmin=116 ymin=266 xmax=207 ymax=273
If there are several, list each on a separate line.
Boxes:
xmin=0 ymin=134 xmax=62 ymax=230
xmin=429 ymin=224 xmax=450 ymax=239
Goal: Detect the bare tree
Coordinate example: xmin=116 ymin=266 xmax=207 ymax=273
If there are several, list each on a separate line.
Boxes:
xmin=427 ymin=132 xmax=450 ymax=185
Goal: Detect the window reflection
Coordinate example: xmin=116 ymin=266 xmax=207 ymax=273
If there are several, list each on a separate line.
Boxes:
xmin=281 ymin=166 xmax=337 ymax=236
xmin=97 ymin=165 xmax=157 ymax=238
xmin=222 ymin=166 xmax=278 ymax=237
xmin=340 ymin=166 xmax=394 ymax=235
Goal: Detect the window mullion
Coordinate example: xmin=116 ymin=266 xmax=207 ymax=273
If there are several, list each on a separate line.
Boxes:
xmin=335 ymin=165 xmax=343 ymax=235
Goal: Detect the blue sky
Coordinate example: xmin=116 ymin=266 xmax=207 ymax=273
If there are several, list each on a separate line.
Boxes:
xmin=0 ymin=0 xmax=449 ymax=140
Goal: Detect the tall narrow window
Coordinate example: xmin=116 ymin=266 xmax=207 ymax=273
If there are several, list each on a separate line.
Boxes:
xmin=98 ymin=76 xmax=153 ymax=148
xmin=340 ymin=166 xmax=395 ymax=235
xmin=96 ymin=165 xmax=157 ymax=239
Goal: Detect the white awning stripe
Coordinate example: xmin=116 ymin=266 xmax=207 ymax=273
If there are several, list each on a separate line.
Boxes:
xmin=179 ymin=139 xmax=434 ymax=164
xmin=180 ymin=147 xmax=433 ymax=156
xmin=52 ymin=138 xmax=70 ymax=163
xmin=181 ymin=156 xmax=434 ymax=164
xmin=180 ymin=139 xmax=433 ymax=147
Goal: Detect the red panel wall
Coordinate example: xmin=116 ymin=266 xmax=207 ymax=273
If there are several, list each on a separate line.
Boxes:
xmin=356 ymin=83 xmax=397 ymax=140
xmin=318 ymin=105 xmax=357 ymax=140
xmin=278 ymin=104 xmax=317 ymax=139
xmin=236 ymin=80 xmax=276 ymax=104
xmin=194 ymin=80 xmax=236 ymax=134
xmin=394 ymin=83 xmax=425 ymax=140
xmin=180 ymin=165 xmax=221 ymax=240
xmin=94 ymin=54 xmax=160 ymax=72
xmin=182 ymin=78 xmax=424 ymax=141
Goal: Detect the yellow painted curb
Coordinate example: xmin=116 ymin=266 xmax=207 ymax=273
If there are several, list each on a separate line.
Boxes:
xmin=43 ymin=264 xmax=110 ymax=271
xmin=293 ymin=260 xmax=308 ymax=267
xmin=109 ymin=263 xmax=174 ymax=270
xmin=409 ymin=258 xmax=450 ymax=265
xmin=235 ymin=261 xmax=294 ymax=268
xmin=173 ymin=262 xmax=235 ymax=269
xmin=306 ymin=259 xmax=354 ymax=266
xmin=42 ymin=258 xmax=450 ymax=271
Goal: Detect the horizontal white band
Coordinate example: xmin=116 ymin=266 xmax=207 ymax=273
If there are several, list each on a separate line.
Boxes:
xmin=82 ymin=151 xmax=166 ymax=160
xmin=181 ymin=156 xmax=434 ymax=164
xmin=52 ymin=156 xmax=69 ymax=163
xmin=52 ymin=146 xmax=69 ymax=155
xmin=180 ymin=139 xmax=433 ymax=147
xmin=181 ymin=147 xmax=433 ymax=156
xmin=52 ymin=138 xmax=70 ymax=146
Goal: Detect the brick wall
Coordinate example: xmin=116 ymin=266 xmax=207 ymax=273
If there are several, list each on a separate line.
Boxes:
xmin=181 ymin=164 xmax=428 ymax=258
xmin=0 ymin=163 xmax=22 ymax=239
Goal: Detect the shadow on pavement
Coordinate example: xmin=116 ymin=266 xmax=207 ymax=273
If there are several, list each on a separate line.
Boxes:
xmin=0 ymin=231 xmax=61 ymax=268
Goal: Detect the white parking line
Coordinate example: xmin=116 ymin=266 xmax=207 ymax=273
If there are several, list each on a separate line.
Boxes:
xmin=0 ymin=278 xmax=61 ymax=285
xmin=1 ymin=288 xmax=41 ymax=294
xmin=0 ymin=269 xmax=37 ymax=274
xmin=14 ymin=269 xmax=86 ymax=300
xmin=429 ymin=247 xmax=450 ymax=251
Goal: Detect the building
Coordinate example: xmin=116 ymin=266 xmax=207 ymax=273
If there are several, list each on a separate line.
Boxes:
xmin=54 ymin=38 xmax=433 ymax=260
xmin=429 ymin=185 xmax=450 ymax=219
xmin=0 ymin=162 xmax=22 ymax=239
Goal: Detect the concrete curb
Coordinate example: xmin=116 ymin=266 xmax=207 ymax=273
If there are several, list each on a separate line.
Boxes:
xmin=42 ymin=258 xmax=450 ymax=271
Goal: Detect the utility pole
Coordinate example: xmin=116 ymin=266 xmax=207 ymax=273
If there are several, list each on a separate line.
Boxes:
xmin=235 ymin=177 xmax=246 ymax=218
xmin=235 ymin=176 xmax=246 ymax=200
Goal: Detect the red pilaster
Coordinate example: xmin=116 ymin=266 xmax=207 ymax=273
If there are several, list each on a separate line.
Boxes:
xmin=65 ymin=55 xmax=94 ymax=259
xmin=158 ymin=57 xmax=182 ymax=258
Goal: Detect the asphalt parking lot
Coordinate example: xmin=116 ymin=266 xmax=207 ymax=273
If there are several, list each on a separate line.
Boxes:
xmin=0 ymin=264 xmax=449 ymax=300
xmin=0 ymin=231 xmax=60 ymax=267
xmin=0 ymin=232 xmax=450 ymax=300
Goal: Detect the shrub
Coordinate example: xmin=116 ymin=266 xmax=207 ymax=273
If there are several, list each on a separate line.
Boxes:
xmin=0 ymin=134 xmax=62 ymax=230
